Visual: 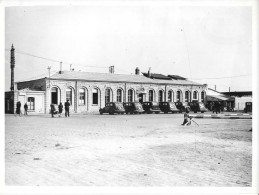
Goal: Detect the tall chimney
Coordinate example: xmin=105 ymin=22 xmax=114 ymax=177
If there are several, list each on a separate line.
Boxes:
xmin=135 ymin=67 xmax=140 ymax=75
xmin=10 ymin=44 xmax=15 ymax=91
xmin=109 ymin=66 xmax=114 ymax=74
xmin=59 ymin=61 xmax=63 ymax=74
xmin=148 ymin=67 xmax=151 ymax=77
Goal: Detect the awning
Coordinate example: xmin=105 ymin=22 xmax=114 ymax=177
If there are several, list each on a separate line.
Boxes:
xmin=206 ymin=95 xmax=234 ymax=102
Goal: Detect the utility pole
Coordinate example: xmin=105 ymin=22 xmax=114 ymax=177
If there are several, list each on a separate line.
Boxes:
xmin=70 ymin=64 xmax=72 ymax=71
xmin=10 ymin=44 xmax=15 ymax=91
xmin=47 ymin=66 xmax=51 ymax=88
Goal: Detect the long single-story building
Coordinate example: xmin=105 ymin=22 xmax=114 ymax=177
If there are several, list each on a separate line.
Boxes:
xmin=5 ymin=68 xmax=207 ymax=114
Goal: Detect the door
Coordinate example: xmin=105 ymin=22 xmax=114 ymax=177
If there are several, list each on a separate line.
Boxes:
xmin=138 ymin=94 xmax=144 ymax=103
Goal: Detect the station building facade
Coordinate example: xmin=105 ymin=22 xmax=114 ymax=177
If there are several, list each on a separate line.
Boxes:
xmin=5 ymin=70 xmax=207 ymax=114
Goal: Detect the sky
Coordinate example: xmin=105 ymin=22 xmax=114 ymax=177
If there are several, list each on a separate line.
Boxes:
xmin=5 ymin=5 xmax=252 ymax=92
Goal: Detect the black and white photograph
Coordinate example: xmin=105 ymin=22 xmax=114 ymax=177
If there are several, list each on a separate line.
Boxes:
xmin=1 ymin=0 xmax=258 ymax=194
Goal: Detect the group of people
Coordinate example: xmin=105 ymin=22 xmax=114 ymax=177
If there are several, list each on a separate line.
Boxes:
xmin=15 ymin=101 xmax=28 ymax=116
xmin=50 ymin=99 xmax=70 ymax=118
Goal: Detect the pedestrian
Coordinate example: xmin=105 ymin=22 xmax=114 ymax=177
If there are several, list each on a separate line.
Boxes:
xmin=16 ymin=101 xmax=21 ymax=116
xmin=58 ymin=102 xmax=63 ymax=117
xmin=214 ymin=101 xmax=220 ymax=114
xmin=50 ymin=103 xmax=56 ymax=118
xmin=65 ymin=99 xmax=70 ymax=117
xmin=182 ymin=113 xmax=191 ymax=126
xmin=24 ymin=102 xmax=28 ymax=115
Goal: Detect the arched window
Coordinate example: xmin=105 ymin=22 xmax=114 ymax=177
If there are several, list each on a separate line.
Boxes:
xmin=128 ymin=89 xmax=134 ymax=102
xmin=117 ymin=89 xmax=122 ymax=102
xmin=92 ymin=88 xmax=98 ymax=105
xmin=105 ymin=88 xmax=111 ymax=104
xmin=66 ymin=88 xmax=73 ymax=105
xmin=79 ymin=88 xmax=86 ymax=105
xmin=149 ymin=90 xmax=154 ymax=101
xmin=168 ymin=91 xmax=173 ymax=102
xmin=185 ymin=91 xmax=190 ymax=102
xmin=159 ymin=90 xmax=163 ymax=102
xmin=201 ymin=91 xmax=205 ymax=102
xmin=176 ymin=90 xmax=181 ymax=102
xmin=193 ymin=91 xmax=198 ymax=100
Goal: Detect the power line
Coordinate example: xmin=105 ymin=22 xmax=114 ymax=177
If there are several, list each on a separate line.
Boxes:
xmin=190 ymin=74 xmax=252 ymax=80
xmin=7 ymin=48 xmax=108 ymax=69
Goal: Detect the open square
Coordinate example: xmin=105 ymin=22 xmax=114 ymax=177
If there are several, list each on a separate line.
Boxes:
xmin=5 ymin=113 xmax=252 ymax=186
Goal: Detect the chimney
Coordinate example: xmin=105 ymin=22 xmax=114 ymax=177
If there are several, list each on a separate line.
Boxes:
xmin=10 ymin=44 xmax=15 ymax=91
xmin=59 ymin=61 xmax=63 ymax=74
xmin=109 ymin=66 xmax=114 ymax=74
xmin=135 ymin=67 xmax=140 ymax=75
xmin=148 ymin=67 xmax=151 ymax=77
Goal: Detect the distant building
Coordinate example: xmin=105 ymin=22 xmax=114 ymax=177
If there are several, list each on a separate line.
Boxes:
xmin=5 ymin=70 xmax=207 ymax=114
xmin=206 ymin=88 xmax=252 ymax=111
xmin=222 ymin=91 xmax=252 ymax=111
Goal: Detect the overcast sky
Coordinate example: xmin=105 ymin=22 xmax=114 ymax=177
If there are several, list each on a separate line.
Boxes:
xmin=5 ymin=5 xmax=252 ymax=92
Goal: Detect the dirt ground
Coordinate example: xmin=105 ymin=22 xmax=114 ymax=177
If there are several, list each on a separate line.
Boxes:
xmin=5 ymin=112 xmax=252 ymax=186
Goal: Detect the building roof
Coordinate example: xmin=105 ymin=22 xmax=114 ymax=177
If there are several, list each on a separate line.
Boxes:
xmin=50 ymin=71 xmax=204 ymax=86
xmin=221 ymin=91 xmax=252 ymax=97
xmin=168 ymin=75 xmax=187 ymax=80
xmin=17 ymin=70 xmax=205 ymax=86
xmin=206 ymin=95 xmax=234 ymax=101
xmin=142 ymin=72 xmax=172 ymax=80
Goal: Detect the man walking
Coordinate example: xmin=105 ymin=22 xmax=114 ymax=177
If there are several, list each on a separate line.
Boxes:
xmin=24 ymin=102 xmax=28 ymax=115
xmin=16 ymin=101 xmax=21 ymax=116
xmin=58 ymin=102 xmax=63 ymax=117
xmin=50 ymin=103 xmax=56 ymax=118
xmin=65 ymin=99 xmax=70 ymax=117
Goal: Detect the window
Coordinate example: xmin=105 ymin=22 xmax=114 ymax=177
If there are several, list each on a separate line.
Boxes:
xmin=79 ymin=88 xmax=85 ymax=105
xmin=66 ymin=88 xmax=72 ymax=105
xmin=117 ymin=89 xmax=122 ymax=102
xmin=193 ymin=91 xmax=198 ymax=100
xmin=105 ymin=88 xmax=111 ymax=104
xmin=201 ymin=91 xmax=205 ymax=102
xmin=128 ymin=89 xmax=133 ymax=102
xmin=159 ymin=90 xmax=163 ymax=102
xmin=185 ymin=91 xmax=190 ymax=102
xmin=51 ymin=87 xmax=58 ymax=104
xmin=168 ymin=91 xmax=173 ymax=102
xmin=27 ymin=97 xmax=35 ymax=110
xmin=177 ymin=90 xmax=181 ymax=102
xmin=92 ymin=88 xmax=98 ymax=105
xmin=149 ymin=90 xmax=154 ymax=101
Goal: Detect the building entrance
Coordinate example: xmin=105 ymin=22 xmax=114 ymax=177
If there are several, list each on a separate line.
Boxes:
xmin=138 ymin=93 xmax=145 ymax=103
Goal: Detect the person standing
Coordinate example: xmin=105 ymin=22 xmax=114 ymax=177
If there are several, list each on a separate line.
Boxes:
xmin=24 ymin=102 xmax=28 ymax=115
xmin=16 ymin=101 xmax=21 ymax=116
xmin=65 ymin=99 xmax=70 ymax=117
xmin=58 ymin=102 xmax=63 ymax=117
xmin=50 ymin=103 xmax=56 ymax=118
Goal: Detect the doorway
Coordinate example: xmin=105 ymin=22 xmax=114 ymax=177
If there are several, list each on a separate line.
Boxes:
xmin=138 ymin=93 xmax=145 ymax=103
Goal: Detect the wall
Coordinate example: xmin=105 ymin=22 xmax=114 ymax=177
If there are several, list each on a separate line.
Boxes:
xmin=17 ymin=91 xmax=45 ymax=114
